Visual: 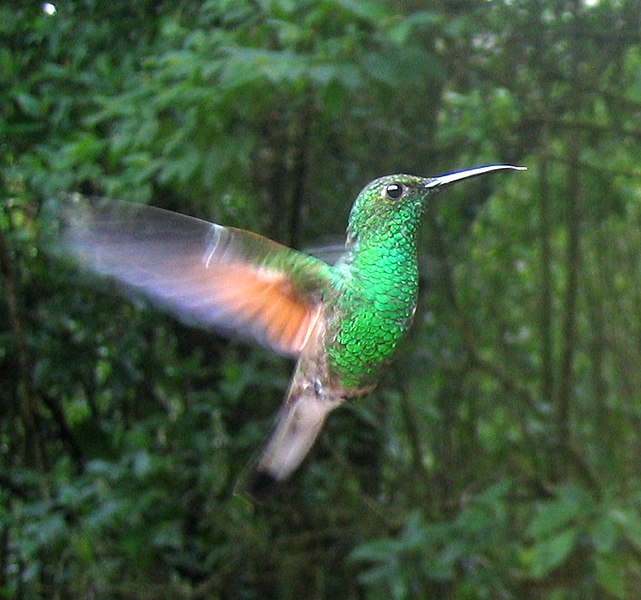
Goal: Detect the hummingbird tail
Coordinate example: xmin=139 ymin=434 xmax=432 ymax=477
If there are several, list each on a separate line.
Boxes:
xmin=241 ymin=387 xmax=341 ymax=499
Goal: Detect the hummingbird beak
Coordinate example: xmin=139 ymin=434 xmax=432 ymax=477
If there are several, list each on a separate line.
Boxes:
xmin=424 ymin=164 xmax=526 ymax=190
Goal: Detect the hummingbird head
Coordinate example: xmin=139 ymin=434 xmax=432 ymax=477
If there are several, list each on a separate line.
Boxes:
xmin=345 ymin=164 xmax=525 ymax=247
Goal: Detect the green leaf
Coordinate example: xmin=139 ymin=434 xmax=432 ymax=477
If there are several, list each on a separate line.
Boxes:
xmin=385 ymin=11 xmax=440 ymax=45
xmin=332 ymin=0 xmax=389 ymax=23
xmin=592 ymin=514 xmax=619 ymax=553
xmin=527 ymin=484 xmax=590 ymax=539
xmin=610 ymin=508 xmax=641 ymax=552
xmin=15 ymin=91 xmax=43 ymax=117
xmin=527 ymin=528 xmax=577 ymax=578
xmin=595 ymin=554 xmax=626 ymax=599
xmin=350 ymin=538 xmax=401 ymax=563
xmin=527 ymin=501 xmax=579 ymax=538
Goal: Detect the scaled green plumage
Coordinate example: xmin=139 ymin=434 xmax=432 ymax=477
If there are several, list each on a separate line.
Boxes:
xmin=326 ymin=176 xmax=424 ymax=388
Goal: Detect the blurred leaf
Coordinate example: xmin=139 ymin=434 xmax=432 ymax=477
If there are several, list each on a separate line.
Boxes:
xmin=385 ymin=10 xmax=440 ymax=45
xmin=595 ymin=554 xmax=626 ymax=599
xmin=350 ymin=538 xmax=402 ymax=564
xmin=527 ymin=528 xmax=577 ymax=578
xmin=15 ymin=91 xmax=43 ymax=118
xmin=610 ymin=508 xmax=641 ymax=553
xmin=527 ymin=483 xmax=590 ymax=539
xmin=591 ymin=512 xmax=619 ymax=554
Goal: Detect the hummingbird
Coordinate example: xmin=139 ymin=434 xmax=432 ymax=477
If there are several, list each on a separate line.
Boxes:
xmin=54 ymin=164 xmax=524 ymax=496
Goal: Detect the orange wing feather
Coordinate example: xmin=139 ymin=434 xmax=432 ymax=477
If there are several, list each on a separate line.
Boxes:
xmin=53 ymin=196 xmax=333 ymax=356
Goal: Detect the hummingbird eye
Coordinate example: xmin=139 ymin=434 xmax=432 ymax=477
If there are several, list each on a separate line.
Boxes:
xmin=384 ymin=183 xmax=406 ymax=200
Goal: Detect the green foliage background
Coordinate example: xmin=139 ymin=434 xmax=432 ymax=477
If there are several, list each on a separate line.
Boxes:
xmin=3 ymin=0 xmax=641 ymax=598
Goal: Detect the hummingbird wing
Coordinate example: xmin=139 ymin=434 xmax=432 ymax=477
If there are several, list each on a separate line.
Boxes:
xmin=50 ymin=195 xmax=333 ymax=356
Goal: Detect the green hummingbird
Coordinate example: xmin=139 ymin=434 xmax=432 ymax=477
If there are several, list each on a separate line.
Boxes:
xmin=55 ymin=164 xmax=524 ymax=496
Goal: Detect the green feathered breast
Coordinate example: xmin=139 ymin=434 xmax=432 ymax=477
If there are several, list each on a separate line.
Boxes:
xmin=326 ymin=180 xmax=424 ymax=390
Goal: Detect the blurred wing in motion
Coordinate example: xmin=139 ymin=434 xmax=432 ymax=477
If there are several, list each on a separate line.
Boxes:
xmin=49 ymin=195 xmax=333 ymax=356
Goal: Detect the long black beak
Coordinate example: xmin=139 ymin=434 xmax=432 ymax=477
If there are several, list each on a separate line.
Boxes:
xmin=425 ymin=164 xmax=526 ymax=189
